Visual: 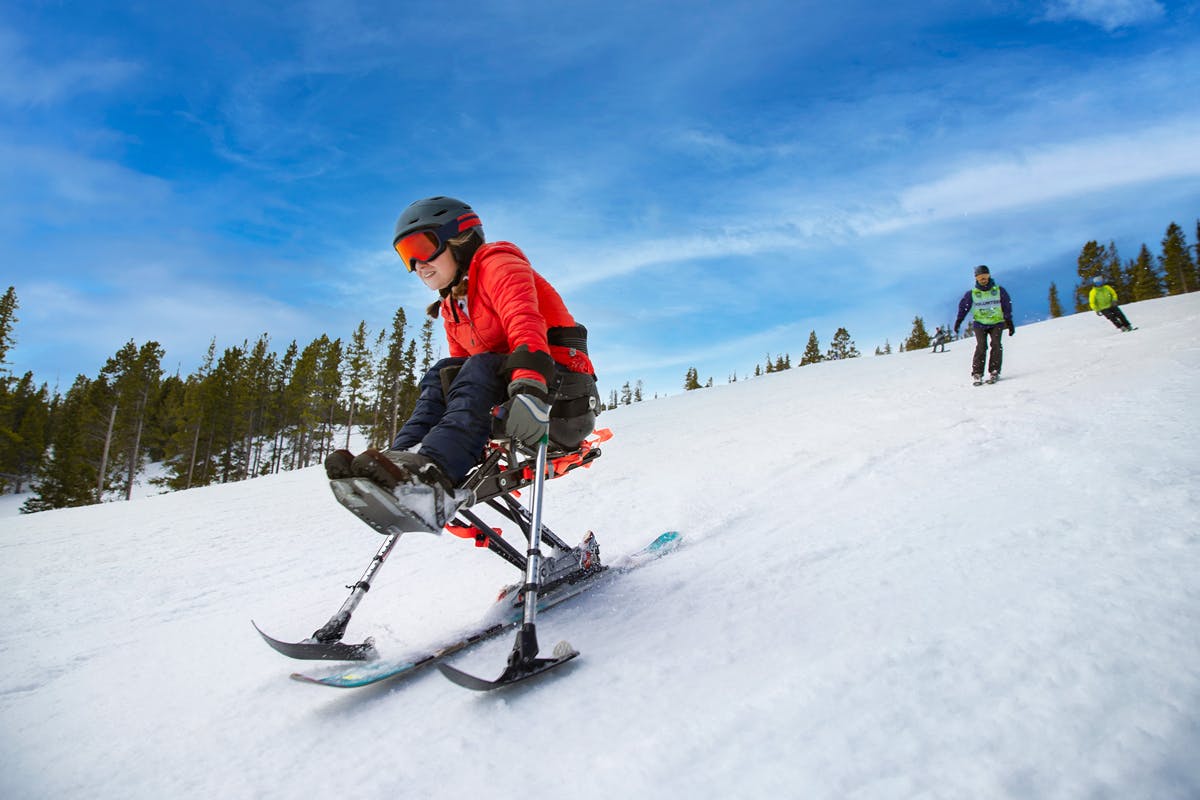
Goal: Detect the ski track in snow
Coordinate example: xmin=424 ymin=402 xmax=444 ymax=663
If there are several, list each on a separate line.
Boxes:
xmin=1 ymin=293 xmax=1199 ymax=799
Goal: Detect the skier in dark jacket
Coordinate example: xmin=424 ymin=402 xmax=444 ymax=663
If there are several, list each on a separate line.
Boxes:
xmin=954 ymin=265 xmax=1014 ymax=385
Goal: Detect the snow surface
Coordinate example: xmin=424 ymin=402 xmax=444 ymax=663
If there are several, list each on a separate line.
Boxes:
xmin=2 ymin=294 xmax=1199 ymax=799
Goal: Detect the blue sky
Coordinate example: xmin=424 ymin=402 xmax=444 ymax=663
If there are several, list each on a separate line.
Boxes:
xmin=2 ymin=0 xmax=1198 ymax=399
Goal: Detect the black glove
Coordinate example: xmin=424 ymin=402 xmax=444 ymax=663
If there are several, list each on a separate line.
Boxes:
xmin=502 ymin=378 xmax=551 ymax=446
xmin=1007 ymin=323 xmax=1015 ymax=337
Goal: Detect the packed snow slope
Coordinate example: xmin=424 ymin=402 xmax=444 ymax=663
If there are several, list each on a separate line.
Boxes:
xmin=2 ymin=294 xmax=1199 ymax=800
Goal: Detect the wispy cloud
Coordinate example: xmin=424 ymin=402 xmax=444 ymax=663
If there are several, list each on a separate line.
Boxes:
xmin=878 ymin=118 xmax=1200 ymax=231
xmin=1042 ymin=0 xmax=1166 ymax=31
xmin=0 ymin=25 xmax=139 ymax=107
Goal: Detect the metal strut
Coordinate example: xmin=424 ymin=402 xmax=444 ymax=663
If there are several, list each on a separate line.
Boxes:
xmin=437 ymin=437 xmax=580 ymax=689
xmin=252 ymin=529 xmax=402 ymax=661
xmin=311 ymin=531 xmax=402 ymax=643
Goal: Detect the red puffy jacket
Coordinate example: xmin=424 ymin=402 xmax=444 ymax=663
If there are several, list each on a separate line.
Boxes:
xmin=439 ymin=242 xmax=595 ymax=387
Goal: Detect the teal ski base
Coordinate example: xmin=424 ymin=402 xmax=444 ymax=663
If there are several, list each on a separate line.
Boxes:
xmin=290 ymin=531 xmax=681 ymax=689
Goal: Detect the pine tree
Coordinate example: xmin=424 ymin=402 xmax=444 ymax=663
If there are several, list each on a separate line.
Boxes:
xmin=904 ymin=317 xmax=931 ymax=351
xmin=316 ymin=337 xmax=344 ymax=465
xmin=343 ymin=322 xmax=374 ymax=450
xmin=1103 ymin=241 xmax=1129 ymax=299
xmin=1159 ymin=222 xmax=1196 ymax=295
xmin=826 ymin=327 xmax=861 ymax=360
xmin=1074 ymin=240 xmax=1107 ymax=311
xmin=1129 ymin=244 xmax=1165 ymax=301
xmin=634 ymin=380 xmax=644 ymax=402
xmin=0 ymin=286 xmax=17 ymax=379
xmin=1048 ymin=283 xmax=1063 ymax=318
xmin=88 ymin=340 xmax=164 ymax=500
xmin=123 ymin=341 xmax=165 ymax=498
xmin=1195 ymin=219 xmax=1200 ymax=269
xmin=0 ymin=372 xmax=50 ymax=494
xmin=420 ymin=317 xmax=436 ymax=374
xmin=287 ymin=337 xmax=325 ymax=469
xmin=23 ymin=375 xmax=101 ymax=511
xmin=210 ymin=342 xmax=253 ymax=483
xmin=372 ymin=307 xmax=411 ymax=449
xmin=799 ymin=331 xmax=823 ymax=366
xmin=684 ymin=367 xmax=702 ymax=391
xmin=242 ymin=334 xmax=276 ymax=478
xmin=157 ymin=339 xmax=217 ymax=489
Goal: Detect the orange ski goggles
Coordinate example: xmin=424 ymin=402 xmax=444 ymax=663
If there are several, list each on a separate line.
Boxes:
xmin=393 ymin=212 xmax=481 ymax=272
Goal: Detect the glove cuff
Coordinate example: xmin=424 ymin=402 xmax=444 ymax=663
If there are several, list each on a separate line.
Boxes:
xmin=508 ymin=377 xmax=550 ymax=403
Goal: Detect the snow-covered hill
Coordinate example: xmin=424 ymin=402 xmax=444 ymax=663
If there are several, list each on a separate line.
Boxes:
xmin=3 ymin=294 xmax=1199 ymax=799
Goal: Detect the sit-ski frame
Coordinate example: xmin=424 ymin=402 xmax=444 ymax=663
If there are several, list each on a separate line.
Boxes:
xmin=254 ymin=429 xmax=609 ymax=669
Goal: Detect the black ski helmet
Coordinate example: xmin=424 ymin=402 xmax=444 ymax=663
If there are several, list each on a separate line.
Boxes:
xmin=393 ymin=196 xmax=482 ymax=246
xmin=974 ymin=264 xmax=990 ymax=276
xmin=393 ymin=196 xmax=484 ymax=287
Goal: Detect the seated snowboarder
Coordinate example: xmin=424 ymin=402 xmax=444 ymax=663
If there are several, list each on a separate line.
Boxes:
xmin=326 ymin=196 xmax=600 ymax=537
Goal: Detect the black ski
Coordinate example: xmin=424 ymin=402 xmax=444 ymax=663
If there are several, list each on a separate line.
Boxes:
xmin=438 ymin=635 xmax=579 ymax=690
xmin=253 ymin=621 xmax=378 ymax=661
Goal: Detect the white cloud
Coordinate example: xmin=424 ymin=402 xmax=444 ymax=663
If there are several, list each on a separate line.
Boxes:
xmin=879 ymin=118 xmax=1200 ymax=230
xmin=1043 ymin=0 xmax=1165 ymax=31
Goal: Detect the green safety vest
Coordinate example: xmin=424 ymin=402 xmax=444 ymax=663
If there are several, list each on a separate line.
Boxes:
xmin=971 ymin=285 xmax=1004 ymax=325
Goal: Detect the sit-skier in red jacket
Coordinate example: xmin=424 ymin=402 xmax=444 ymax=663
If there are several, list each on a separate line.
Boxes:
xmin=325 ymin=196 xmax=598 ymax=532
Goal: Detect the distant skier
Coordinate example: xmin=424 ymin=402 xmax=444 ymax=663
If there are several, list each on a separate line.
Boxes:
xmin=954 ymin=265 xmax=1014 ymax=385
xmin=325 ymin=196 xmax=600 ymax=533
xmin=930 ymin=326 xmax=950 ymax=353
xmin=1088 ymin=276 xmax=1134 ymax=332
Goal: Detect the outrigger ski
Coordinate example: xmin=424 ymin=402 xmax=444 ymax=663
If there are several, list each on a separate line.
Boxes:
xmin=253 ymin=621 xmax=378 ymax=661
xmin=438 ymin=632 xmax=579 ymax=691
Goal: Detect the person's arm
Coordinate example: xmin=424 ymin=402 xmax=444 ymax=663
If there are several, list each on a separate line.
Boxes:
xmin=954 ymin=292 xmax=971 ymax=333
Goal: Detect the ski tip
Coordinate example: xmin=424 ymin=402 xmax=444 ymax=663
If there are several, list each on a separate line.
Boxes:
xmin=551 ymin=640 xmax=578 ymax=658
xmin=649 ymin=531 xmax=681 ymax=550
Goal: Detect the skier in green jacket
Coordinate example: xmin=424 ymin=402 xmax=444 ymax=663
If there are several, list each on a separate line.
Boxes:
xmin=1088 ymin=277 xmax=1134 ymax=332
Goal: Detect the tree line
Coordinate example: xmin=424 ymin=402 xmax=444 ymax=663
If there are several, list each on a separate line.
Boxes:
xmin=0 ymin=295 xmax=446 ymax=512
xmin=685 ymin=327 xmax=862 ymax=389
xmin=684 ymin=217 xmax=1200 ymax=391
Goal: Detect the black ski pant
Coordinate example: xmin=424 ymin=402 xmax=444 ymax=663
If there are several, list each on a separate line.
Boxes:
xmin=1099 ymin=306 xmax=1131 ymax=330
xmin=972 ymin=325 xmax=1003 ymax=377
